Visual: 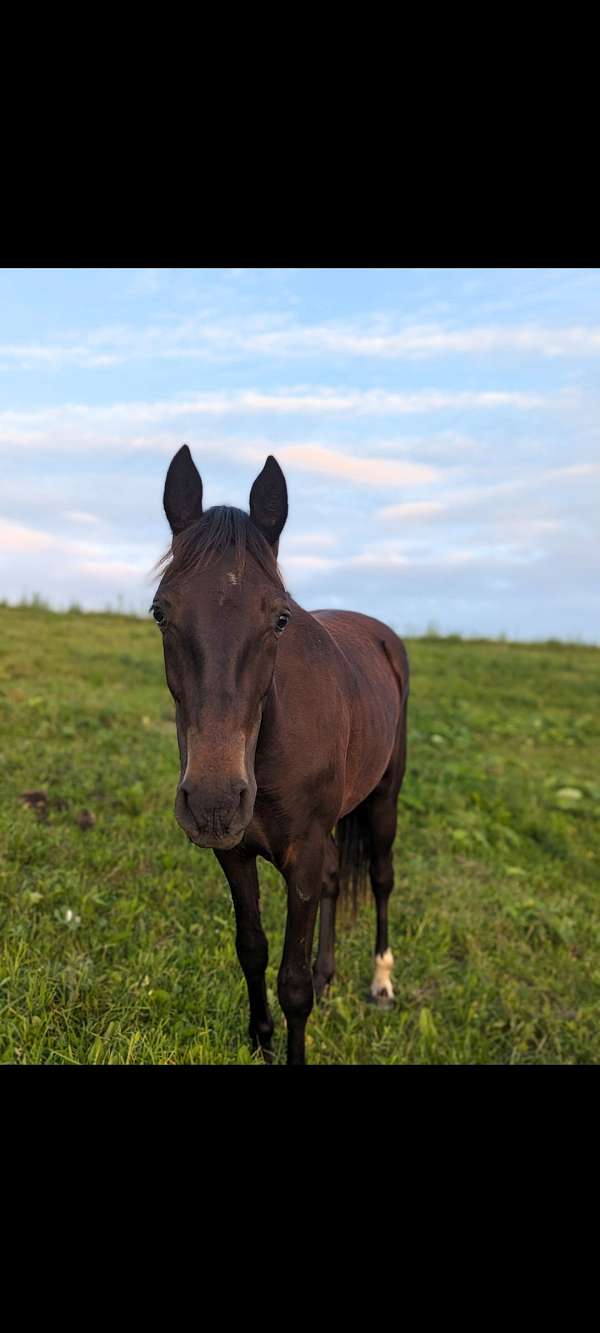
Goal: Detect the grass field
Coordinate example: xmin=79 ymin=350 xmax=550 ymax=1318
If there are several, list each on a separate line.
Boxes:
xmin=1 ymin=603 xmax=599 ymax=1064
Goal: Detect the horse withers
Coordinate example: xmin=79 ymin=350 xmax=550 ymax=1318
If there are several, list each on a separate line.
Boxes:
xmin=152 ymin=445 xmax=409 ymax=1065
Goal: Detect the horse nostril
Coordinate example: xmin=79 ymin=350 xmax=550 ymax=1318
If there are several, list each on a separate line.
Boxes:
xmin=231 ymin=779 xmax=248 ymax=804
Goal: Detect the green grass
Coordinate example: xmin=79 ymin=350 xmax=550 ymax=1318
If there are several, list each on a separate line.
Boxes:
xmin=1 ymin=604 xmax=599 ymax=1064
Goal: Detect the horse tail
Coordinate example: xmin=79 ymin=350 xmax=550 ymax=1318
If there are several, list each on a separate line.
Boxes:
xmin=336 ymin=804 xmax=372 ymax=917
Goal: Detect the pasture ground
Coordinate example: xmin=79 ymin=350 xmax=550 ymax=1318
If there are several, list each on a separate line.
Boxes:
xmin=0 ymin=604 xmax=599 ymax=1064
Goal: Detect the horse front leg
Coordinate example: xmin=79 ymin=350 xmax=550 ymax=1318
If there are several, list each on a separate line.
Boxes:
xmin=279 ymin=836 xmax=325 ymax=1065
xmin=215 ymin=847 xmax=274 ymax=1061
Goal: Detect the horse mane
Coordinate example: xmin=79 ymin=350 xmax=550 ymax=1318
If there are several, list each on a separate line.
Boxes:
xmin=156 ymin=506 xmax=285 ymax=591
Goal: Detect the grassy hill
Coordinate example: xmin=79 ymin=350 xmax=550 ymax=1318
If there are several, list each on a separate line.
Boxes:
xmin=1 ymin=604 xmax=598 ymax=1064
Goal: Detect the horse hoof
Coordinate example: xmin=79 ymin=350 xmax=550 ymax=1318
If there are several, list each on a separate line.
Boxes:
xmin=366 ymin=991 xmax=395 ymax=1011
xmin=251 ymin=1042 xmax=275 ymax=1064
xmin=250 ymin=1029 xmax=275 ymax=1062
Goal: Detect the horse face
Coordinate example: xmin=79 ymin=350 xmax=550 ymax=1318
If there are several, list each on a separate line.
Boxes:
xmin=156 ymin=448 xmax=289 ymax=849
xmin=153 ymin=555 xmax=291 ymax=849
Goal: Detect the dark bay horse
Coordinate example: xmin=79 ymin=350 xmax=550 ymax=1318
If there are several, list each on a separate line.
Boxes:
xmin=153 ymin=445 xmax=409 ymax=1064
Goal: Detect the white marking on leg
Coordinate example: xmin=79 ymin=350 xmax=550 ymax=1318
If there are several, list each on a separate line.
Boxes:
xmin=371 ymin=948 xmax=394 ymax=999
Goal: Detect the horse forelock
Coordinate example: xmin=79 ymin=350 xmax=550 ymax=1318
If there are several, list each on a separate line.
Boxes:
xmin=156 ymin=506 xmax=285 ymax=593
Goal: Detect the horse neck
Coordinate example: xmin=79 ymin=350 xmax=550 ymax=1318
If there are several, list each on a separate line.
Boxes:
xmin=258 ymin=599 xmax=343 ymax=740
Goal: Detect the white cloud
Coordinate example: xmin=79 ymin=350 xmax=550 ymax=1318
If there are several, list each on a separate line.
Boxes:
xmin=283 ymin=532 xmax=337 ymax=548
xmin=0 ymin=386 xmax=558 ymax=454
xmin=281 ymin=554 xmax=335 ymax=574
xmin=290 ymin=322 xmax=600 ymax=359
xmin=0 ymin=518 xmax=155 ymax=569
xmin=128 ymin=268 xmax=169 ymax=296
xmin=261 ymin=445 xmax=437 ymax=487
xmin=3 ymin=312 xmax=600 ymax=369
xmin=279 ymin=538 xmax=556 ymax=588
xmin=378 ymin=463 xmax=600 ymax=523
xmin=0 ymin=519 xmax=105 ymax=558
xmin=346 ymin=546 xmax=478 ymax=570
xmin=0 ymin=519 xmax=58 ymax=555
xmin=63 ymin=510 xmax=101 ymax=525
xmin=79 ymin=559 xmax=149 ymax=578
xmin=374 ymin=431 xmax=484 ymax=458
xmin=375 ymin=500 xmax=444 ymax=521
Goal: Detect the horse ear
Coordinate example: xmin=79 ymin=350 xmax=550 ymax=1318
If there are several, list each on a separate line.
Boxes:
xmin=249 ymin=456 xmax=288 ymax=553
xmin=163 ymin=445 xmax=203 ymax=536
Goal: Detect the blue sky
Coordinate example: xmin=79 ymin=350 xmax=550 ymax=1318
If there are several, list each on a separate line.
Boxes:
xmin=1 ymin=266 xmax=599 ymax=639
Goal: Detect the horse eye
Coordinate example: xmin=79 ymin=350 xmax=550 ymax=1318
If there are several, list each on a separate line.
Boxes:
xmin=275 ymin=613 xmax=290 ymax=633
xmin=152 ymin=605 xmax=166 ymax=627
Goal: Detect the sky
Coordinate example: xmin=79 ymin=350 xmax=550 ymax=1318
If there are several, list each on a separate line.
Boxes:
xmin=1 ymin=266 xmax=599 ymax=640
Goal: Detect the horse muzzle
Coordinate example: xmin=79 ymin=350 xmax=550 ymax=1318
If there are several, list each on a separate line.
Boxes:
xmin=174 ymin=778 xmax=255 ymax=850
